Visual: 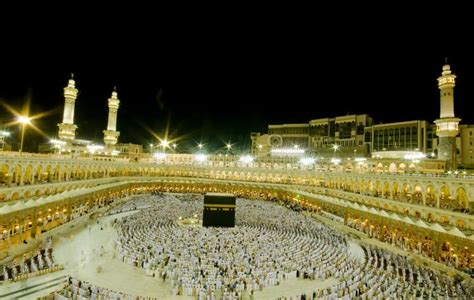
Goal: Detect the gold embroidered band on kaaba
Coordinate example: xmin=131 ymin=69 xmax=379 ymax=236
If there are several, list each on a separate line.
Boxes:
xmin=203 ymin=204 xmax=236 ymax=208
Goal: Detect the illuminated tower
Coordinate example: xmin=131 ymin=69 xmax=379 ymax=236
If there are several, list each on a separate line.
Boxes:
xmin=57 ymin=74 xmax=78 ymax=148
xmin=434 ymin=63 xmax=461 ymax=169
xmin=103 ymin=88 xmax=120 ymax=153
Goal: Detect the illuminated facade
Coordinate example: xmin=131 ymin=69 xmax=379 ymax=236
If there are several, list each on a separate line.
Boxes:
xmin=103 ymin=89 xmax=121 ymax=153
xmin=252 ymin=114 xmax=373 ymax=158
xmin=364 ymin=120 xmax=434 ymax=153
xmin=460 ymin=125 xmax=474 ymax=167
xmin=434 ymin=63 xmax=461 ymax=170
xmin=115 ymin=143 xmax=142 ymax=162
xmin=57 ymin=75 xmax=78 ymax=148
xmin=0 ymin=155 xmax=473 ymax=276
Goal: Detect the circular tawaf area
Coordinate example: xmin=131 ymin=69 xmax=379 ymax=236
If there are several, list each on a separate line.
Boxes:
xmin=113 ymin=194 xmax=349 ymax=297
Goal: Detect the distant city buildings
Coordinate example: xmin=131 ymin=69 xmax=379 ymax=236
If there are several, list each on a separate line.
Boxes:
xmin=251 ymin=63 xmax=472 ymax=170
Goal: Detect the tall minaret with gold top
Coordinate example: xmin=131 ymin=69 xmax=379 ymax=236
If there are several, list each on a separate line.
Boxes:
xmin=58 ymin=74 xmax=78 ymax=149
xmin=103 ymin=87 xmax=120 ymax=153
xmin=434 ymin=62 xmax=461 ymax=169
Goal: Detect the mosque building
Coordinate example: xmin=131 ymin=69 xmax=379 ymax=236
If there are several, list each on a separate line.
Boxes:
xmin=0 ymin=62 xmax=473 ymax=298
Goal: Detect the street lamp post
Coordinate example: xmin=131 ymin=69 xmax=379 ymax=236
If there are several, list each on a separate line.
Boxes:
xmin=18 ymin=116 xmax=31 ymax=156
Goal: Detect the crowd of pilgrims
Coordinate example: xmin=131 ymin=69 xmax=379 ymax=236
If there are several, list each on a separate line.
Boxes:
xmin=109 ymin=193 xmax=474 ymax=299
xmin=53 ymin=276 xmax=158 ymax=300
xmin=0 ymin=237 xmax=54 ymax=281
xmin=287 ymin=245 xmax=474 ymax=300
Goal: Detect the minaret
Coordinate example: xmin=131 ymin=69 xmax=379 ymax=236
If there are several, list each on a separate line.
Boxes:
xmin=57 ymin=74 xmax=78 ymax=149
xmin=434 ymin=63 xmax=461 ymax=169
xmin=103 ymin=87 xmax=120 ymax=153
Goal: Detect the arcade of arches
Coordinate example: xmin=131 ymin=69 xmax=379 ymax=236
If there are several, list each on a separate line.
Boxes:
xmin=0 ymin=160 xmax=473 ymax=213
xmin=1 ymin=179 xmax=473 ymax=273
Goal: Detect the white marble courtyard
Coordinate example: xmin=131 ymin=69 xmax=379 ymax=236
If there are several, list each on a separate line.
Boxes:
xmin=0 ymin=207 xmax=365 ymax=299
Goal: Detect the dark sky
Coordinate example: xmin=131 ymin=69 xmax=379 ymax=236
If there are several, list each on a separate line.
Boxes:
xmin=0 ymin=15 xmax=472 ymax=153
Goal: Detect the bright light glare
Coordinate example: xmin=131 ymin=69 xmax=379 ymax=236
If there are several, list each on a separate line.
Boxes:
xmin=50 ymin=139 xmax=66 ymax=145
xmin=299 ymin=157 xmax=315 ymax=165
xmin=18 ymin=116 xmax=31 ymax=124
xmin=0 ymin=131 xmax=10 ymax=137
xmin=195 ymin=154 xmax=207 ymax=162
xmin=271 ymin=148 xmax=305 ymax=154
xmin=154 ymin=152 xmax=167 ymax=160
xmin=404 ymin=152 xmax=425 ymax=160
xmin=86 ymin=144 xmax=104 ymax=154
xmin=331 ymin=158 xmax=341 ymax=164
xmin=239 ymin=155 xmax=254 ymax=164
xmin=160 ymin=140 xmax=169 ymax=147
xmin=50 ymin=139 xmax=66 ymax=149
xmin=354 ymin=157 xmax=367 ymax=162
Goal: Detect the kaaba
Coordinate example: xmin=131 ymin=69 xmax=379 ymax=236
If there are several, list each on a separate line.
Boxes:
xmin=202 ymin=193 xmax=236 ymax=227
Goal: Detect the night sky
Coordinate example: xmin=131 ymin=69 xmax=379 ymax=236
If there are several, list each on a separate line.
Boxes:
xmin=0 ymin=18 xmax=472 ymax=153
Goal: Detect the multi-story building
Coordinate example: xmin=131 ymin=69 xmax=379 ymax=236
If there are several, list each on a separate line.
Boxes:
xmin=268 ymin=123 xmax=309 ymax=149
xmin=309 ymin=114 xmax=372 ymax=157
xmin=251 ymin=64 xmax=474 ymax=171
xmin=115 ymin=143 xmax=142 ymax=162
xmin=252 ymin=114 xmax=373 ymax=158
xmin=364 ymin=120 xmax=434 ymax=154
xmin=460 ymin=126 xmax=474 ymax=168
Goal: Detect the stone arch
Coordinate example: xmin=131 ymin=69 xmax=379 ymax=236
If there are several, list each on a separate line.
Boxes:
xmin=376 ymin=163 xmax=384 ymax=173
xmin=12 ymin=164 xmax=22 ymax=185
xmin=456 ymin=219 xmax=466 ymax=229
xmin=398 ymin=163 xmax=406 ymax=173
xmin=367 ymin=180 xmax=374 ymax=194
xmin=439 ymin=186 xmax=451 ymax=210
xmin=53 ymin=165 xmax=61 ymax=181
xmin=401 ymin=183 xmax=411 ymax=202
xmin=34 ymin=165 xmax=44 ymax=183
xmin=413 ymin=184 xmax=423 ymax=205
xmin=426 ymin=185 xmax=437 ymax=208
xmin=383 ymin=181 xmax=390 ymax=198
xmin=388 ymin=163 xmax=397 ymax=173
xmin=23 ymin=164 xmax=34 ymax=184
xmin=0 ymin=163 xmax=10 ymax=184
xmin=455 ymin=187 xmax=468 ymax=211
xmin=45 ymin=164 xmax=53 ymax=182
xmin=392 ymin=182 xmax=400 ymax=199
xmin=374 ymin=180 xmax=382 ymax=196
xmin=11 ymin=192 xmax=20 ymax=200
